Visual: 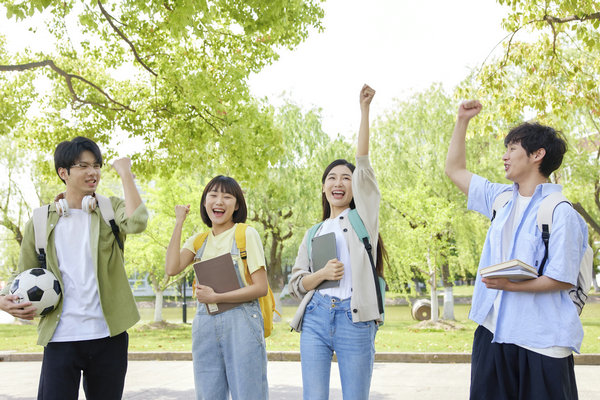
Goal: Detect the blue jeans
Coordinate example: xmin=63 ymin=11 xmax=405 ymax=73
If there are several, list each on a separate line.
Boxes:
xmin=300 ymin=291 xmax=378 ymax=400
xmin=192 ymin=301 xmax=268 ymax=400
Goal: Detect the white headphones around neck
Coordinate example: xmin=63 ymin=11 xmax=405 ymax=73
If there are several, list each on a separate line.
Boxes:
xmin=55 ymin=194 xmax=97 ymax=217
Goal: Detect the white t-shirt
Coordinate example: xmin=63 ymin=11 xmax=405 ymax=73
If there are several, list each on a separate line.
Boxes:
xmin=317 ymin=208 xmax=353 ymax=299
xmin=483 ymin=193 xmax=570 ymax=358
xmin=51 ymin=209 xmax=110 ymax=342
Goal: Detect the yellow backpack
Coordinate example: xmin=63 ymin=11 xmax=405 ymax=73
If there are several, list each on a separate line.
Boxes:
xmin=192 ymin=223 xmax=280 ymax=337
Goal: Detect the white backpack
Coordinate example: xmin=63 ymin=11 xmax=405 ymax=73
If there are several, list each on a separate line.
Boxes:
xmin=492 ymin=191 xmax=593 ymax=315
xmin=32 ymin=194 xmax=122 ymax=268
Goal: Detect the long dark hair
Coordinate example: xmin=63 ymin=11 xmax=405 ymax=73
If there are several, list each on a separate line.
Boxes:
xmin=321 ymin=159 xmax=388 ymax=278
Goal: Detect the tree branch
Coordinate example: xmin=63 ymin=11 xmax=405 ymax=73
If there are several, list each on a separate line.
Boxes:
xmin=544 ymin=12 xmax=600 ymax=24
xmin=502 ymin=21 xmax=537 ymax=67
xmin=190 ymin=106 xmax=222 ymax=134
xmin=595 ymin=180 xmax=600 ymax=215
xmin=97 ymin=0 xmax=158 ymax=77
xmin=0 ymin=60 xmax=134 ymax=111
xmin=544 ymin=16 xmax=558 ymax=55
xmin=586 ymin=110 xmax=600 ymax=161
xmin=573 ymin=202 xmax=600 ymax=236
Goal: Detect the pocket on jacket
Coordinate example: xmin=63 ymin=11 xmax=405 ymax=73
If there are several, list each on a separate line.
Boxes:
xmin=513 ymin=233 xmax=543 ymax=268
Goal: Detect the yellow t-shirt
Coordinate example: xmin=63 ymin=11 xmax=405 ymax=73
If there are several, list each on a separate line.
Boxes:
xmin=182 ymin=224 xmax=266 ymax=287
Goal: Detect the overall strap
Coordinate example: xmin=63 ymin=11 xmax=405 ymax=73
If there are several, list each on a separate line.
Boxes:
xmin=32 ymin=205 xmax=50 ymax=269
xmin=193 ymin=232 xmax=210 ymax=260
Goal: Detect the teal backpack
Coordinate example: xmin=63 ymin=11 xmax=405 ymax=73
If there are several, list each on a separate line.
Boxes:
xmin=306 ymin=209 xmax=386 ymax=320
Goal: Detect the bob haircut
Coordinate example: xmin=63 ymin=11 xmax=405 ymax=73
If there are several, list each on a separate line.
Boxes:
xmin=200 ymin=175 xmax=247 ymax=227
xmin=504 ymin=122 xmax=567 ymax=178
xmin=321 ymin=159 xmax=356 ymax=221
xmin=54 ymin=136 xmax=103 ymax=184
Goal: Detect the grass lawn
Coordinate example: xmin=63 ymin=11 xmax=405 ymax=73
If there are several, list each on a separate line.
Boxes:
xmin=2 ymin=302 xmax=599 ymax=354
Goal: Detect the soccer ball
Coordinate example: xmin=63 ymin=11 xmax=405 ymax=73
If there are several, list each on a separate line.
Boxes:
xmin=9 ymin=268 xmax=62 ymax=316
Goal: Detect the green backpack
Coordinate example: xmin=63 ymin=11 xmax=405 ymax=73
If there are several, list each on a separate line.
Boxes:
xmin=305 ymin=209 xmax=386 ymax=319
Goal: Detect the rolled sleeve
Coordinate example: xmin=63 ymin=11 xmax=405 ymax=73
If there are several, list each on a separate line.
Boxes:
xmin=2 ymin=220 xmax=38 ymax=296
xmin=245 ymin=226 xmax=266 ymax=274
xmin=353 ymin=155 xmax=380 ymax=242
xmin=182 ymin=233 xmax=200 ymax=254
xmin=543 ymin=203 xmax=587 ymax=286
xmin=110 ymin=197 xmax=148 ymax=234
xmin=288 ymin=231 xmax=311 ymax=300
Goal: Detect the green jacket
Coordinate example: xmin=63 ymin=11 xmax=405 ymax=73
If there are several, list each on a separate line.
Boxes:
xmin=4 ymin=197 xmax=148 ymax=346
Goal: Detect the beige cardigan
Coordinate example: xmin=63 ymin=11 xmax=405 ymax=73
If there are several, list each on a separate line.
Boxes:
xmin=288 ymin=155 xmax=381 ymax=332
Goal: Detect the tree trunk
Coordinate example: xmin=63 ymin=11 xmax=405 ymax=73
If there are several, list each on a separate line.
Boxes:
xmin=441 ymin=263 xmax=455 ymax=320
xmin=154 ymin=290 xmax=164 ymax=322
xmin=443 ymin=286 xmax=455 ymax=320
xmin=150 ymin=275 xmax=163 ymax=322
xmin=427 ymin=246 xmax=438 ymax=322
xmin=267 ymin=235 xmax=285 ymax=290
xmin=593 ymin=273 xmax=599 ymax=293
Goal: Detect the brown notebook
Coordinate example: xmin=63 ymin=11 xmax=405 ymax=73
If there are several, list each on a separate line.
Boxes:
xmin=193 ymin=253 xmax=243 ymax=315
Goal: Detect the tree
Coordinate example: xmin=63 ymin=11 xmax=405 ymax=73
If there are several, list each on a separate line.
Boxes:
xmin=247 ymin=101 xmax=339 ymax=290
xmin=0 ymin=0 xmax=324 ymax=179
xmin=372 ymin=84 xmax=499 ymax=321
xmin=124 ymin=172 xmax=206 ymax=322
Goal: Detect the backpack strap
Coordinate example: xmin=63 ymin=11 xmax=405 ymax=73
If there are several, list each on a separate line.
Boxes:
xmin=536 ymin=192 xmax=571 ymax=275
xmin=305 ymin=221 xmax=325 ymax=264
xmin=96 ymin=194 xmax=123 ymax=251
xmin=235 ymin=224 xmax=254 ymax=284
xmin=348 ymin=209 xmax=384 ymax=315
xmin=32 ymin=205 xmax=50 ymax=269
xmin=491 ymin=190 xmax=512 ymax=221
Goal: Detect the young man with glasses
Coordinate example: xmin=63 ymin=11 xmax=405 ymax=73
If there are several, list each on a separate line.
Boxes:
xmin=0 ymin=136 xmax=148 ymax=400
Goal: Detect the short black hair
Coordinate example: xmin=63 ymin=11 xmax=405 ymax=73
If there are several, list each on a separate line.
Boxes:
xmin=504 ymin=122 xmax=567 ymax=178
xmin=200 ymin=175 xmax=247 ymax=227
xmin=54 ymin=137 xmax=103 ymax=183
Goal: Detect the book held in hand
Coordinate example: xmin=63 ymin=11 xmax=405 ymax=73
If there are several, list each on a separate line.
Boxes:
xmin=311 ymin=232 xmax=339 ymax=290
xmin=480 ymin=259 xmax=538 ymax=281
xmin=193 ymin=253 xmax=243 ymax=315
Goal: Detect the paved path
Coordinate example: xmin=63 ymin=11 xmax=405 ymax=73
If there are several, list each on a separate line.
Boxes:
xmin=1 ymin=361 xmax=599 ymax=399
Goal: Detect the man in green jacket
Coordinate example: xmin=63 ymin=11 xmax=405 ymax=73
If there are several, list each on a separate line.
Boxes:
xmin=0 ymin=137 xmax=148 ymax=400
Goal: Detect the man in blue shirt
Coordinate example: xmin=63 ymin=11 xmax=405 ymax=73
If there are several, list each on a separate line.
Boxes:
xmin=445 ymin=100 xmax=588 ymax=400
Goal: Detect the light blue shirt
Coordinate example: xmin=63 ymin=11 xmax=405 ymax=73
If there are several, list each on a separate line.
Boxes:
xmin=468 ymin=174 xmax=587 ymax=353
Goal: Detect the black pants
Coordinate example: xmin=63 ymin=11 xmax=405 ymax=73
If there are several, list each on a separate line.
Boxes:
xmin=38 ymin=331 xmax=128 ymax=400
xmin=470 ymin=326 xmax=578 ymax=400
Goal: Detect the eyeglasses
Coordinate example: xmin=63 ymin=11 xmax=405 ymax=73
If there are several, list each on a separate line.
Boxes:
xmin=70 ymin=162 xmax=102 ymax=170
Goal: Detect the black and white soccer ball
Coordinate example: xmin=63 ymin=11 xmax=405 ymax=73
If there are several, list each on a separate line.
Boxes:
xmin=9 ymin=268 xmax=62 ymax=316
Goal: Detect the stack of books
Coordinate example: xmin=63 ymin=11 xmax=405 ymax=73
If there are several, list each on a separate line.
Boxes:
xmin=480 ymin=259 xmax=538 ymax=281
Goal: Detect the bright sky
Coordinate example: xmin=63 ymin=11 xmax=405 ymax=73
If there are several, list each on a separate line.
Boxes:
xmin=249 ymin=0 xmax=508 ymax=138
xmin=0 ymin=0 xmax=509 ymax=141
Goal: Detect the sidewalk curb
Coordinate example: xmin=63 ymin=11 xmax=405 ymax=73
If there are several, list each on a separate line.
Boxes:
xmin=2 ymin=351 xmax=600 ymax=364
